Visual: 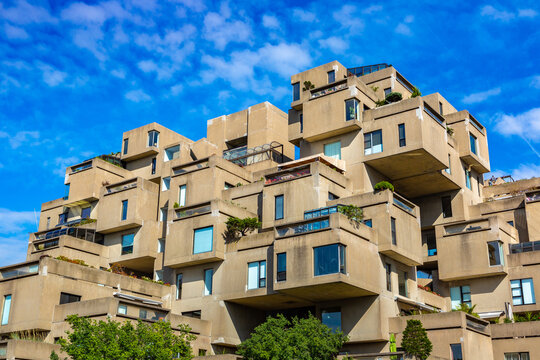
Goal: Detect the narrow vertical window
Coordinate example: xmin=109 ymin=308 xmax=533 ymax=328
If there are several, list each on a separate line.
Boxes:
xmin=1 ymin=295 xmax=12 ymax=325
xmin=465 ymin=168 xmax=471 ymax=189
xmin=179 ymin=185 xmax=186 ymax=207
xmin=385 ymin=263 xmax=392 ymax=291
xmin=439 ymin=101 xmax=443 ymax=115
xmin=158 ymin=239 xmax=165 ymax=253
xmin=160 ymin=207 xmax=167 ymax=222
xmin=391 ymin=217 xmax=397 ymax=245
xmin=299 ymin=113 xmax=303 ymax=133
xmin=384 ymin=88 xmax=391 ymax=97
xmin=327 ymin=70 xmax=335 ymax=84
xmin=469 ymin=133 xmax=478 ymax=155
xmin=398 ymin=124 xmax=406 ymax=147
xmin=277 ymin=253 xmax=286 ymax=282
xmin=46 ymin=217 xmax=51 ymax=230
xmin=324 ymin=141 xmax=341 ymax=159
xmin=441 ymin=196 xmax=452 ymax=218
xmin=121 ymin=233 xmax=134 ymax=255
xmin=162 ymin=177 xmax=170 ymax=191
xmin=488 ymin=241 xmax=504 ymax=266
xmin=398 ymin=271 xmax=408 ymax=297
xmin=123 ymin=138 xmax=128 ymax=155
xmin=151 ymin=158 xmax=156 ymax=175
xmin=477 ymin=176 xmax=481 ymax=196
xmin=176 ymin=273 xmax=183 ymax=299
xmin=121 ymin=200 xmax=128 ymax=220
xmin=148 ymin=130 xmax=159 ymax=147
xmin=450 ymin=344 xmax=462 ymax=360
xmin=292 ymin=82 xmax=300 ymax=101
xmin=64 ymin=184 xmax=70 ymax=200
xmin=445 ymin=154 xmax=452 ymax=174
xmin=345 ymin=99 xmax=358 ymax=121
xmin=275 ymin=195 xmax=284 ymax=220
xmin=204 ymin=269 xmax=213 ymax=296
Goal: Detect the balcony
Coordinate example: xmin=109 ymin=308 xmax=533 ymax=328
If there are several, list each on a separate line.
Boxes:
xmin=223 ymin=141 xmax=285 ymax=167
xmin=0 ymin=262 xmax=39 ymax=281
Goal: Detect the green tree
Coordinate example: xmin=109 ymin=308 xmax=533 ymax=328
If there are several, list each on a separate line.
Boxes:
xmin=51 ymin=315 xmax=195 ymax=360
xmin=225 ymin=217 xmax=262 ymax=238
xmin=401 ymin=319 xmax=432 ymax=360
xmin=237 ymin=313 xmax=348 ymax=360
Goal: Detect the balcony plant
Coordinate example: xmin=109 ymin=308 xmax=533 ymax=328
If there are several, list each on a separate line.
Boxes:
xmin=446 ymin=126 xmax=454 ymax=136
xmin=225 ymin=216 xmax=261 ymax=240
xmin=453 ymin=303 xmax=480 ymax=318
xmin=173 ymin=202 xmax=180 ymax=209
xmin=374 ymin=181 xmax=395 ymax=192
xmin=337 ymin=204 xmax=363 ymax=224
xmin=302 ymin=80 xmax=315 ymax=91
xmin=411 ymin=87 xmax=422 ymax=98
xmin=385 ymin=92 xmax=403 ymax=103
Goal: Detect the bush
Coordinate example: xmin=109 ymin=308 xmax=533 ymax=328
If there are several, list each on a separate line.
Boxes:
xmin=374 ymin=181 xmax=394 ymax=192
xmin=411 ymin=87 xmax=422 ymax=98
xmin=385 ymin=92 xmax=403 ymax=103
xmin=173 ymin=202 xmax=180 ymax=209
xmin=337 ymin=205 xmax=363 ymax=223
xmin=226 ymin=217 xmax=261 ymax=238
xmin=302 ymin=81 xmax=315 ymax=91
xmin=401 ymin=319 xmax=432 ymax=360
xmin=452 ymin=303 xmax=480 ymax=318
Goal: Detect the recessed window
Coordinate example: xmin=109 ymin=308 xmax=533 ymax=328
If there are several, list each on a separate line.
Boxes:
xmin=193 ymin=226 xmax=213 ymax=254
xmin=465 ymin=168 xmax=471 ymax=189
xmin=160 ymin=207 xmax=167 ymax=222
xmin=328 ymin=192 xmax=339 ymax=201
xmin=450 ymin=344 xmax=463 ymax=360
xmin=363 ymin=219 xmax=372 ymax=228
xmin=277 ymin=253 xmax=286 ymax=282
xmin=151 ymin=158 xmax=156 ymax=175
xmin=439 ymin=101 xmax=443 ymax=115
xmin=182 ymin=310 xmax=201 ymax=319
xmin=292 ymin=82 xmax=300 ymax=101
xmin=275 ymin=195 xmax=284 ymax=220
xmin=314 ymin=244 xmax=346 ymax=276
xmin=441 ymin=196 xmax=452 ymax=218
xmin=385 ymin=263 xmax=392 ymax=291
xmin=164 ymin=145 xmax=180 ymax=162
xmin=1 ymin=294 xmax=12 ymax=325
xmin=155 ymin=270 xmax=163 ymax=282
xmin=450 ymin=285 xmax=471 ymax=309
xmin=204 ymin=269 xmax=213 ymax=296
xmin=176 ymin=273 xmax=183 ymax=299
xmin=179 ymin=185 xmax=186 ymax=207
xmin=123 ymin=138 xmax=129 ymax=155
xmin=199 ymin=349 xmax=208 ymax=356
xmin=46 ymin=217 xmax=51 ymax=230
xmin=398 ymin=270 xmax=408 ymax=297
xmin=118 ymin=304 xmax=127 ymax=315
xmin=445 ymin=154 xmax=452 ymax=174
xmin=321 ymin=308 xmax=341 ymax=332
xmin=59 ymin=212 xmax=68 ymax=225
xmin=327 ymin=70 xmax=335 ymax=84
xmin=121 ymin=233 xmax=134 ymax=255
xmin=64 ymin=184 xmax=70 ymax=200
xmin=477 ymin=176 xmax=482 ymax=196
xmin=469 ymin=133 xmax=478 ymax=155
xmin=248 ymin=261 xmax=266 ymax=290
xmin=384 ymin=88 xmax=391 ymax=97
xmin=148 ymin=130 xmax=159 ymax=147
xmin=158 ymin=239 xmax=165 ymax=253
xmin=81 ymin=207 xmax=91 ymax=219
xmin=511 ymin=279 xmax=535 ymax=306
xmin=391 ymin=217 xmax=397 ymax=245
xmin=324 ymin=141 xmax=341 ymax=160
xmin=345 ymin=99 xmax=359 ymax=121
xmin=508 ymin=220 xmax=514 ymax=227
xmin=139 ymin=309 xmax=147 ymax=319
xmin=162 ymin=177 xmax=170 ymax=191
xmin=224 ymin=182 xmax=234 ymax=190
xmin=398 ymin=123 xmax=406 ymax=147
xmin=60 ymin=292 xmax=81 ymax=305
xmin=364 ymin=130 xmax=383 ymax=155
xmin=505 ymin=352 xmax=530 ymax=360
xmin=299 ymin=113 xmax=303 ymax=133
xmin=488 ymin=241 xmax=504 ymax=266
xmin=121 ymin=200 xmax=128 ymax=220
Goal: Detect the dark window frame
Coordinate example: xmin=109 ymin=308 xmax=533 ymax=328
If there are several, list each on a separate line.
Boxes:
xmin=277 ymin=253 xmax=286 ymax=282
xmin=275 ymin=195 xmax=284 ymax=220
xmin=398 ymin=123 xmax=406 ymax=147
xmin=327 ymin=70 xmax=335 ymax=84
xmin=123 ymin=138 xmax=129 ymax=155
xmin=391 ymin=217 xmax=397 ymax=245
xmin=60 ymin=292 xmax=81 ymax=305
xmin=292 ymin=82 xmax=300 ymax=101
xmin=441 ymin=196 xmax=453 ymax=218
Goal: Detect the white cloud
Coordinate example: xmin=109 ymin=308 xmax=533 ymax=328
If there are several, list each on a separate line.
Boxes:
xmin=530 ymin=76 xmax=540 ymax=89
xmin=462 ymin=87 xmax=501 ymax=104
xmin=334 ymin=5 xmax=364 ymax=33
xmin=518 ymin=9 xmax=538 ymax=18
xmin=481 ymin=6 xmax=537 ymax=21
xmin=0 ymin=0 xmax=57 ymax=25
xmin=4 ymin=23 xmax=29 ymax=40
xmin=262 ymin=14 xmax=280 ymax=29
xmin=0 ymin=130 xmax=40 ymax=149
xmin=0 ymin=236 xmax=31 ymax=267
xmin=203 ymin=10 xmax=252 ymax=50
xmin=61 ymin=2 xmax=108 ymax=24
xmin=395 ymin=23 xmax=412 ymax=36
xmin=511 ymin=163 xmax=540 ymax=180
xmin=53 ymin=156 xmax=79 ymax=176
xmin=362 ymin=5 xmax=383 ymax=14
xmin=493 ymin=108 xmax=540 ymax=142
xmin=170 ymin=84 xmax=183 ymax=96
xmin=0 ymin=208 xmax=36 ymax=234
xmin=39 ymin=64 xmax=68 ymax=87
xmin=318 ymin=36 xmax=348 ymax=53
xmin=404 ymin=15 xmax=414 ymax=23
xmin=173 ymin=0 xmax=206 ymax=12
xmin=125 ymin=89 xmax=152 ymax=102
xmin=292 ymin=8 xmax=316 ymax=22
xmin=110 ymin=68 xmax=126 ymax=78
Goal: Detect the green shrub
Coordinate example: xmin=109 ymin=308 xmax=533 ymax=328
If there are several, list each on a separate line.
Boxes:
xmin=374 ymin=181 xmax=394 ymax=192
xmin=173 ymin=202 xmax=180 ymax=209
xmin=225 ymin=217 xmax=261 ymax=238
xmin=302 ymin=80 xmax=315 ymax=91
xmin=411 ymin=87 xmax=422 ymax=98
xmin=375 ymin=99 xmax=387 ymax=107
xmin=337 ymin=204 xmax=363 ymax=223
xmin=385 ymin=92 xmax=403 ymax=103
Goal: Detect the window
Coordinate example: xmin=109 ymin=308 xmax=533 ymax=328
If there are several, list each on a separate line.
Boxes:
xmin=160 ymin=207 xmax=167 ymax=222
xmin=179 ymin=185 xmax=186 ymax=207
xmin=121 ymin=233 xmax=134 ymax=255
xmin=176 ymin=273 xmax=183 ymax=299
xmin=477 ymin=176 xmax=481 ymax=196
xmin=139 ymin=309 xmax=147 ymax=319
xmin=158 ymin=239 xmax=165 ymax=253
xmin=328 ymin=192 xmax=339 ymax=201
xmin=204 ymin=269 xmax=213 ymax=296
xmin=60 ymin=292 xmax=81 ymax=305
xmin=292 ymin=82 xmax=300 ymax=101
xmin=299 ymin=113 xmax=303 ymax=133
xmin=64 ymin=184 xmax=70 ymax=200
xmin=193 ymin=226 xmax=213 ymax=254
xmin=148 ymin=130 xmax=159 ymax=147
xmin=398 ymin=270 xmax=407 ymax=297
xmin=224 ymin=182 xmax=234 ymax=190
xmin=327 ymin=70 xmax=335 ymax=84
xmin=277 ymin=253 xmax=286 ymax=282
xmin=488 ymin=241 xmax=504 ymax=266
xmin=58 ymin=212 xmax=68 ymax=225
xmin=199 ymin=349 xmax=208 ymax=356
xmin=469 ymin=133 xmax=478 ymax=155
xmin=275 ymin=195 xmax=284 ymax=220
xmin=162 ymin=177 xmax=170 ymax=191
xmin=321 ymin=308 xmax=341 ymax=332
xmin=121 ymin=200 xmax=128 ymax=220
xmin=450 ymin=285 xmax=471 ymax=309
xmin=118 ymin=304 xmax=127 ymax=315
xmin=384 ymin=88 xmax=391 ymax=97
xmin=123 ymin=138 xmax=128 ymax=155
xmin=396 ymin=123 xmax=406 ymax=147
xmin=314 ymin=244 xmax=346 ymax=276
xmin=1 ymin=295 xmax=12 ymax=325
xmin=465 ymin=168 xmax=471 ymax=189
xmin=154 ymin=270 xmax=163 ymax=282
xmin=450 ymin=344 xmax=463 ymax=360
xmin=445 ymin=154 xmax=451 ymax=174
xmin=386 ymin=263 xmax=392 ymax=291
xmin=505 ymin=352 xmax=530 ymax=360
xmin=46 ymin=217 xmax=51 ymax=230
xmin=345 ymin=99 xmax=359 ymax=121
xmin=81 ymin=207 xmax=91 ymax=219
xmin=324 ymin=141 xmax=341 ymax=159
xmin=182 ymin=310 xmax=201 ymax=319
xmin=441 ymin=196 xmax=452 ymax=218
xmin=364 ymin=130 xmax=383 ymax=155
xmin=151 ymin=158 xmax=156 ymax=175
xmin=164 ymin=145 xmax=180 ymax=162
xmin=391 ymin=217 xmax=397 ymax=245
xmin=508 ymin=220 xmax=514 ymax=227
xmin=363 ymin=219 xmax=372 ymax=227
xmin=248 ymin=261 xmax=266 ymax=290
xmin=511 ymin=279 xmax=536 ymax=306
xmin=439 ymin=101 xmax=443 ymax=115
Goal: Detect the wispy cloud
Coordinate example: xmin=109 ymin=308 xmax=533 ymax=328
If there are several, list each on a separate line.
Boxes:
xmin=262 ymin=14 xmax=280 ymax=30
xmin=292 ymin=8 xmax=316 ymax=22
xmin=318 ymin=36 xmax=348 ymax=53
xmin=493 ymin=108 xmax=540 ymax=158
xmin=203 ymin=4 xmax=252 ymax=50
xmin=0 ymin=208 xmax=36 ymax=234
xmin=462 ymin=87 xmax=501 ymax=104
xmin=0 ymin=130 xmax=39 ymax=149
xmin=481 ymin=5 xmax=537 ymax=21
xmin=395 ymin=15 xmax=414 ymax=36
xmin=0 ymin=0 xmax=57 ymax=24
xmin=125 ymin=89 xmax=152 ymax=103
xmin=4 ymin=23 xmax=29 ymax=40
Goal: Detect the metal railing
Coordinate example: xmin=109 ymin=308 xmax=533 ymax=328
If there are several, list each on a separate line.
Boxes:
xmin=310 ymin=82 xmax=348 ymax=99
xmin=223 ymin=142 xmax=284 ymax=167
xmin=276 ymin=218 xmax=330 ymax=238
xmin=265 ymin=166 xmax=310 ymax=185
xmin=393 ymin=194 xmax=415 ymax=213
xmin=510 ymin=241 xmax=540 ymax=254
xmin=176 ymin=204 xmax=212 ymax=219
xmin=107 ymin=180 xmax=137 ymax=194
xmin=34 ymin=227 xmax=104 ymax=245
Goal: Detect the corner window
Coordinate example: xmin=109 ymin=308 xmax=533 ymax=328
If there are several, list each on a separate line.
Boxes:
xmin=176 ymin=273 xmax=183 ymax=299
xmin=385 ymin=263 xmax=392 ymax=291
xmin=398 ymin=123 xmax=406 ymax=147
xmin=345 ymin=99 xmax=359 ymax=121
xmin=488 ymin=241 xmax=504 ymax=266
xmin=391 ymin=217 xmax=397 ymax=245
xmin=204 ymin=269 xmax=213 ymax=296
xmin=123 ymin=138 xmax=128 ymax=155
xmin=314 ymin=244 xmax=346 ymax=276
xmin=441 ymin=196 xmax=452 ymax=218
xmin=292 ymin=82 xmax=300 ymax=101
xmin=148 ymin=130 xmax=159 ymax=147
xmin=470 ymin=133 xmax=478 ymax=155
xmin=193 ymin=226 xmax=213 ymax=254
xmin=398 ymin=270 xmax=408 ymax=297
xmin=247 ymin=261 xmax=266 ymax=290
xmin=328 ymin=192 xmax=339 ymax=201
xmin=450 ymin=344 xmax=463 ymax=360
xmin=363 ymin=219 xmax=372 ymax=228
xmin=151 ymin=158 xmax=156 ymax=175
xmin=121 ymin=200 xmax=128 ymax=220
xmin=164 ymin=145 xmax=180 ymax=162
xmin=364 ymin=130 xmax=383 ymax=155
xmin=384 ymin=88 xmax=391 ymax=97
xmin=60 ymin=293 xmax=81 ymax=305
xmin=179 ymin=185 xmax=186 ymax=207
xmin=321 ymin=308 xmax=341 ymax=332
xmin=121 ymin=233 xmax=134 ymax=255
xmin=450 ymin=285 xmax=471 ymax=309
xmin=511 ymin=279 xmax=535 ymax=306
xmin=162 ymin=177 xmax=170 ymax=191
xmin=81 ymin=207 xmax=91 ymax=219
xmin=277 ymin=253 xmax=286 ymax=282
xmin=275 ymin=195 xmax=284 ymax=220
xmin=324 ymin=141 xmax=341 ymax=160
xmin=327 ymin=70 xmax=335 ymax=84
xmin=1 ymin=294 xmax=12 ymax=325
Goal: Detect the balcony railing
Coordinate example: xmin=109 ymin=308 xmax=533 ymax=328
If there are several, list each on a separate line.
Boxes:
xmin=445 ymin=220 xmax=489 ymax=235
xmin=276 ymin=217 xmax=330 ymax=238
xmin=107 ymin=180 xmax=137 ymax=194
xmin=223 ymin=141 xmax=284 ymax=167
xmin=173 ymin=161 xmax=208 ymax=175
xmin=310 ymin=82 xmax=348 ymax=99
xmin=304 ymin=205 xmax=342 ymax=219
xmin=347 ymin=63 xmax=391 ymax=77
xmin=175 ymin=204 xmax=212 ymax=219
xmin=393 ymin=194 xmax=415 ymax=214
xmin=70 ymin=161 xmax=92 ymax=173
xmin=34 ymin=227 xmax=104 ymax=245
xmin=0 ymin=263 xmax=39 ymax=280
xmin=265 ymin=166 xmax=310 ymax=185
xmin=526 ymin=191 xmax=540 ymax=203
xmin=510 ymin=240 xmax=540 ymax=254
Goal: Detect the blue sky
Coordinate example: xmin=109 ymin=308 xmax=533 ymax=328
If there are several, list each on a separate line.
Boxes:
xmin=1 ymin=0 xmax=539 ymax=266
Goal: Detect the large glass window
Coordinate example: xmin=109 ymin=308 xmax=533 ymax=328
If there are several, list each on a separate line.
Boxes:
xmin=148 ymin=130 xmax=159 ymax=147
xmin=81 ymin=207 xmax=91 ymax=219
xmin=164 ymin=145 xmax=180 ymax=162
xmin=247 ymin=261 xmax=266 ymax=290
xmin=386 ymin=263 xmax=392 ymax=291
xmin=345 ymin=99 xmax=359 ymax=121
xmin=321 ymin=308 xmax=341 ymax=332
xmin=275 ymin=195 xmax=284 ymax=220
xmin=488 ymin=241 xmax=504 ymax=266
xmin=450 ymin=344 xmax=463 ymax=360
xmin=292 ymin=82 xmax=300 ymax=101
xmin=398 ymin=270 xmax=408 ymax=297
xmin=324 ymin=141 xmax=341 ymax=160
xmin=121 ymin=200 xmax=128 ymax=220
xmin=176 ymin=273 xmax=183 ymax=299
xmin=60 ymin=292 xmax=81 ymax=305
xmin=314 ymin=244 xmax=346 ymax=276
xmin=364 ymin=130 xmax=383 ymax=155
xmin=204 ymin=269 xmax=213 ymax=296
xmin=391 ymin=217 xmax=397 ymax=245
xmin=450 ymin=285 xmax=471 ymax=309
xmin=123 ymin=138 xmax=128 ymax=155
xmin=277 ymin=253 xmax=286 ymax=282
xmin=441 ymin=196 xmax=452 ymax=218
xmin=470 ymin=133 xmax=478 ymax=155
xmin=398 ymin=124 xmax=406 ymax=147
xmin=511 ymin=279 xmax=536 ymax=306
xmin=327 ymin=70 xmax=335 ymax=84
xmin=1 ymin=295 xmax=12 ymax=325
xmin=121 ymin=233 xmax=134 ymax=255
xmin=193 ymin=226 xmax=213 ymax=254
xmin=179 ymin=185 xmax=186 ymax=207
xmin=505 ymin=353 xmax=530 ymax=360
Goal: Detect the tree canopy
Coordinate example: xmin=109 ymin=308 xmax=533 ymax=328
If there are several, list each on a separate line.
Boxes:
xmin=50 ymin=315 xmax=195 ymax=360
xmin=401 ymin=319 xmax=432 ymax=360
xmin=237 ymin=313 xmax=348 ymax=360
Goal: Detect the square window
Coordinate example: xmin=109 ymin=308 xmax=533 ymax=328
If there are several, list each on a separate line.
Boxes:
xmin=364 ymin=130 xmax=383 ymax=155
xmin=314 ymin=244 xmax=346 ymax=276
xmin=164 ymin=145 xmax=180 ymax=162
xmin=121 ymin=233 xmax=134 ymax=255
xmin=193 ymin=226 xmax=213 ymax=254
xmin=118 ymin=304 xmax=127 ymax=315
xmin=321 ymin=308 xmax=341 ymax=332
xmin=248 ymin=261 xmax=266 ymax=289
xmin=324 ymin=141 xmax=341 ymax=159
xmin=81 ymin=207 xmax=91 ymax=219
